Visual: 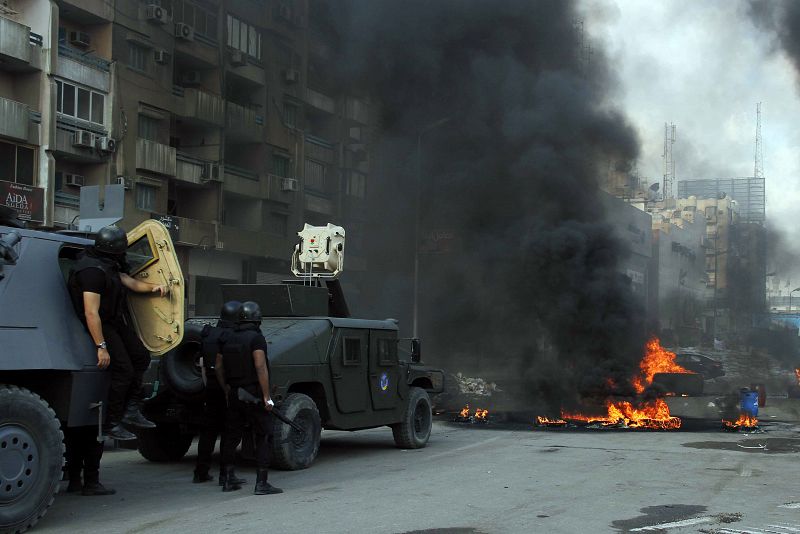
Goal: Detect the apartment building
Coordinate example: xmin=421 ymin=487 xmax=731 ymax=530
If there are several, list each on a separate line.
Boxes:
xmin=0 ymin=0 xmax=374 ymax=316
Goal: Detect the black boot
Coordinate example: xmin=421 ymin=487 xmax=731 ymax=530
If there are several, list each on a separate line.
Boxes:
xmin=66 ymin=474 xmax=82 ymax=493
xmin=81 ymin=472 xmax=116 ymax=496
xmin=121 ymin=401 xmax=156 ymax=429
xmin=103 ymin=422 xmax=136 ymax=441
xmin=193 ymin=466 xmax=213 ymax=483
xmin=218 ymin=465 xmax=246 ymax=487
xmin=253 ymin=469 xmax=282 ymax=495
xmin=221 ymin=466 xmax=242 ymax=492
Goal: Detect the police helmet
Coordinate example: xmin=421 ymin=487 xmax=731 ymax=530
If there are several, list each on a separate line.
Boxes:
xmin=95 ymin=225 xmax=127 ymax=255
xmin=220 ymin=300 xmax=243 ymax=322
xmin=239 ymin=301 xmax=262 ymax=323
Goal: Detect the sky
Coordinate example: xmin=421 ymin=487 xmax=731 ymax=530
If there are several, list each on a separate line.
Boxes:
xmin=582 ymin=0 xmax=800 ymax=250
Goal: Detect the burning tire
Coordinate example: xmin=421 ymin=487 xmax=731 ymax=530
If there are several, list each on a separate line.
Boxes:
xmin=0 ymin=385 xmax=64 ymax=534
xmin=392 ymin=387 xmax=432 ymax=449
xmin=270 ymin=393 xmax=321 ymax=470
xmin=137 ymin=423 xmax=193 ymax=462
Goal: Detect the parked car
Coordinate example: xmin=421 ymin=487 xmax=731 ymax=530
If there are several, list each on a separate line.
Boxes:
xmin=674 ymin=351 xmax=725 ymax=379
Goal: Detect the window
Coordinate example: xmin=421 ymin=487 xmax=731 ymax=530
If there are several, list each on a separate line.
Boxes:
xmin=304 ymin=159 xmax=326 ymax=192
xmin=55 ymin=80 xmax=104 ymax=125
xmin=138 ymin=115 xmax=160 ymax=142
xmin=227 ymin=15 xmax=261 ymax=59
xmin=283 ymin=102 xmax=298 ymax=128
xmin=378 ymin=338 xmax=397 ymax=366
xmin=265 ymin=211 xmax=287 ymax=236
xmin=126 ymin=235 xmax=156 ymax=275
xmin=174 ymin=0 xmax=218 ymax=40
xmin=272 ymin=154 xmax=290 ymax=177
xmin=128 ymin=42 xmax=147 ymax=72
xmin=343 ymin=337 xmax=361 ymax=365
xmin=346 ymin=172 xmax=366 ymax=198
xmin=0 ymin=141 xmax=35 ymax=185
xmin=136 ymin=183 xmax=157 ymax=211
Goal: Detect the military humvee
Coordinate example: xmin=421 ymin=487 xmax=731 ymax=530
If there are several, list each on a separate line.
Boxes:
xmin=140 ymin=224 xmax=444 ymax=470
xmin=0 ymin=218 xmax=185 ymax=534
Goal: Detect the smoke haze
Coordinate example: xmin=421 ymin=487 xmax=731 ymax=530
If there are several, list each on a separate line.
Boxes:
xmin=327 ymin=0 xmax=647 ymax=411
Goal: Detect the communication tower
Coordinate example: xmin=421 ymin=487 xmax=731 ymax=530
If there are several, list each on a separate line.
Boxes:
xmin=662 ymin=123 xmax=676 ymax=199
xmin=754 ymin=102 xmax=764 ymax=179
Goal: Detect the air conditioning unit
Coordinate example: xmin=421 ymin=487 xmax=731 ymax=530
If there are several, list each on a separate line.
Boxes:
xmin=96 ymin=136 xmax=116 ymax=153
xmin=145 ymin=4 xmax=169 ymax=24
xmin=229 ymin=50 xmax=246 ymax=67
xmin=277 ymin=4 xmax=292 ymax=21
xmin=65 ymin=174 xmax=86 ymax=187
xmin=348 ymin=126 xmax=362 ymax=141
xmin=116 ymin=176 xmax=132 ymax=190
xmin=72 ymin=130 xmax=94 ymax=148
xmin=154 ymin=49 xmax=169 ymax=64
xmin=202 ymin=162 xmax=221 ymax=182
xmin=283 ymin=68 xmax=299 ymax=83
xmin=175 ymin=22 xmax=194 ymax=42
xmin=179 ymin=70 xmax=201 ymax=85
xmin=68 ymin=31 xmax=91 ymax=48
xmin=281 ymin=178 xmax=298 ymax=192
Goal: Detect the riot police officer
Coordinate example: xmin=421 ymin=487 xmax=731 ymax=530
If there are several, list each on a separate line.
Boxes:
xmin=68 ymin=225 xmax=168 ymax=440
xmin=215 ymin=301 xmax=283 ymax=495
xmin=193 ymin=300 xmax=246 ymax=486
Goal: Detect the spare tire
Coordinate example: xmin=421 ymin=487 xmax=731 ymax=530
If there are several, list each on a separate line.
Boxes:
xmin=162 ymin=323 xmax=206 ymax=397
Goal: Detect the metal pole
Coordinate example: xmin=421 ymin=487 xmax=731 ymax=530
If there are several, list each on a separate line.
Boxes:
xmin=412 ymin=133 xmax=421 ymax=338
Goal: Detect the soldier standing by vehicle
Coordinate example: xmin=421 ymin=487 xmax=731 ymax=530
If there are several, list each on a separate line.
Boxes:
xmin=193 ymin=300 xmax=246 ymax=486
xmin=67 ymin=225 xmax=168 ymax=440
xmin=215 ymin=301 xmax=283 ymax=495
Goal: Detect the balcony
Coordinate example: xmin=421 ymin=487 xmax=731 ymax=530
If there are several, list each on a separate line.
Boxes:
xmin=305 ymin=134 xmax=335 ymax=164
xmin=176 ymin=152 xmax=215 ymax=185
xmin=173 ymin=86 xmax=224 ymax=127
xmin=344 ymin=97 xmax=370 ymax=124
xmin=174 ymin=217 xmax=217 ymax=247
xmin=226 ymin=51 xmax=266 ymax=87
xmin=225 ymin=102 xmax=264 ymax=143
xmin=56 ymin=43 xmax=111 ymax=93
xmin=136 ymin=138 xmax=176 ymax=176
xmin=305 ymin=88 xmax=335 ymax=114
xmin=0 ymin=97 xmax=38 ymax=144
xmin=223 ymin=164 xmax=260 ymax=197
xmin=304 ymin=190 xmax=333 ymax=215
xmin=53 ymin=116 xmax=107 ymax=162
xmin=59 ymin=0 xmax=115 ymax=22
xmin=0 ymin=18 xmax=41 ymax=71
xmin=218 ymin=224 xmax=290 ymax=257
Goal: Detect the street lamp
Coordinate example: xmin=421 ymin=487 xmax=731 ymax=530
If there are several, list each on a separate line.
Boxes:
xmin=412 ymin=117 xmax=452 ymax=338
xmin=789 ymin=287 xmax=800 ymax=313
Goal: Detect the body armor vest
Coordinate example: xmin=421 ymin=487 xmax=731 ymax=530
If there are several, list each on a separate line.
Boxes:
xmin=219 ymin=324 xmax=263 ymax=388
xmin=67 ymin=251 xmax=126 ymax=325
xmin=200 ymin=320 xmax=235 ymax=389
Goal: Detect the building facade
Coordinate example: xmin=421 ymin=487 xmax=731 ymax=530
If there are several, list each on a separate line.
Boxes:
xmin=0 ymin=0 xmax=374 ymax=316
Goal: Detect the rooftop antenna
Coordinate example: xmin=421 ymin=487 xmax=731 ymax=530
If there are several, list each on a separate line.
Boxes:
xmin=754 ymin=102 xmax=764 ymax=179
xmin=662 ymin=122 xmax=676 ymax=199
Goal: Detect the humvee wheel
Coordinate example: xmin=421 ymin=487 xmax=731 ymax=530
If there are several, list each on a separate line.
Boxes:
xmin=137 ymin=423 xmax=193 ymax=462
xmin=270 ymin=393 xmax=321 ymax=470
xmin=0 ymin=385 xmax=63 ymax=534
xmin=392 ymin=387 xmax=432 ymax=449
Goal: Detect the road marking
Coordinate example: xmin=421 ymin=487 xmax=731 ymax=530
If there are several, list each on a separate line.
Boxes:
xmin=424 ymin=435 xmax=504 ymax=461
xmin=740 ymin=466 xmax=752 ymax=477
xmin=719 ymin=524 xmax=800 ymax=533
xmin=779 ymin=503 xmax=800 ymax=509
xmin=767 ymin=526 xmax=800 ymax=533
xmin=629 ymin=516 xmax=713 ymax=531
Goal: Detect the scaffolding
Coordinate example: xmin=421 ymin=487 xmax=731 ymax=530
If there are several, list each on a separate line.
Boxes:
xmin=677 ymin=177 xmax=766 ymax=224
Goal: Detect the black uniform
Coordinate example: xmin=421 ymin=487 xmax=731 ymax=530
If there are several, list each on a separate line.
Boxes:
xmin=220 ymin=323 xmax=273 ymax=471
xmin=67 ymin=249 xmax=151 ymax=427
xmin=63 ymin=426 xmax=107 ymax=493
xmin=195 ymin=320 xmax=234 ymax=477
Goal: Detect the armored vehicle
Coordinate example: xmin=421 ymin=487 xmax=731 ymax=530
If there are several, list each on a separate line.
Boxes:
xmin=140 ymin=224 xmax=444 ymax=469
xmin=0 ymin=218 xmax=184 ymax=533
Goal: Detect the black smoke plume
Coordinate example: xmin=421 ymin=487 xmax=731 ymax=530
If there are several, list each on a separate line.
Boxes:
xmin=748 ymin=0 xmax=800 ymax=82
xmin=323 ymin=0 xmax=646 ymax=411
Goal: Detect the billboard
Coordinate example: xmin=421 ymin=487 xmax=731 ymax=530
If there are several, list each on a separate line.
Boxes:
xmin=0 ymin=180 xmax=44 ymax=223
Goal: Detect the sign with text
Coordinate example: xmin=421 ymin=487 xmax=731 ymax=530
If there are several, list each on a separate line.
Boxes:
xmin=150 ymin=213 xmax=180 ymax=242
xmin=0 ymin=180 xmax=44 ymax=223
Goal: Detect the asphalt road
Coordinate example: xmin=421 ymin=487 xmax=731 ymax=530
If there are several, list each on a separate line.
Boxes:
xmin=33 ymin=419 xmax=800 ymax=534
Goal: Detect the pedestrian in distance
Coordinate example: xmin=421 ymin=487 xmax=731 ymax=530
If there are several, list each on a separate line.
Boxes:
xmin=67 ymin=225 xmax=169 ymax=441
xmin=193 ymin=300 xmax=246 ymax=487
xmin=215 ymin=301 xmax=283 ymax=495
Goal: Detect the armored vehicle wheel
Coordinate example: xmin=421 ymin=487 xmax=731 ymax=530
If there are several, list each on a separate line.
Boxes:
xmin=137 ymin=423 xmax=193 ymax=462
xmin=270 ymin=393 xmax=321 ymax=471
xmin=392 ymin=387 xmax=432 ymax=449
xmin=0 ymin=385 xmax=63 ymax=534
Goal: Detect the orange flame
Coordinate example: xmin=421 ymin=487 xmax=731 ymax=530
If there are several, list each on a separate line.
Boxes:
xmin=474 ymin=408 xmax=489 ymax=420
xmin=722 ymin=413 xmax=758 ymax=429
xmin=561 ymin=398 xmax=681 ymax=430
xmin=536 ymin=416 xmax=567 ymax=426
xmin=458 ymin=405 xmax=489 ymax=421
xmin=632 ymin=338 xmax=694 ymax=394
xmin=459 ymin=405 xmax=470 ymax=419
xmin=795 ymin=368 xmax=800 ymax=386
